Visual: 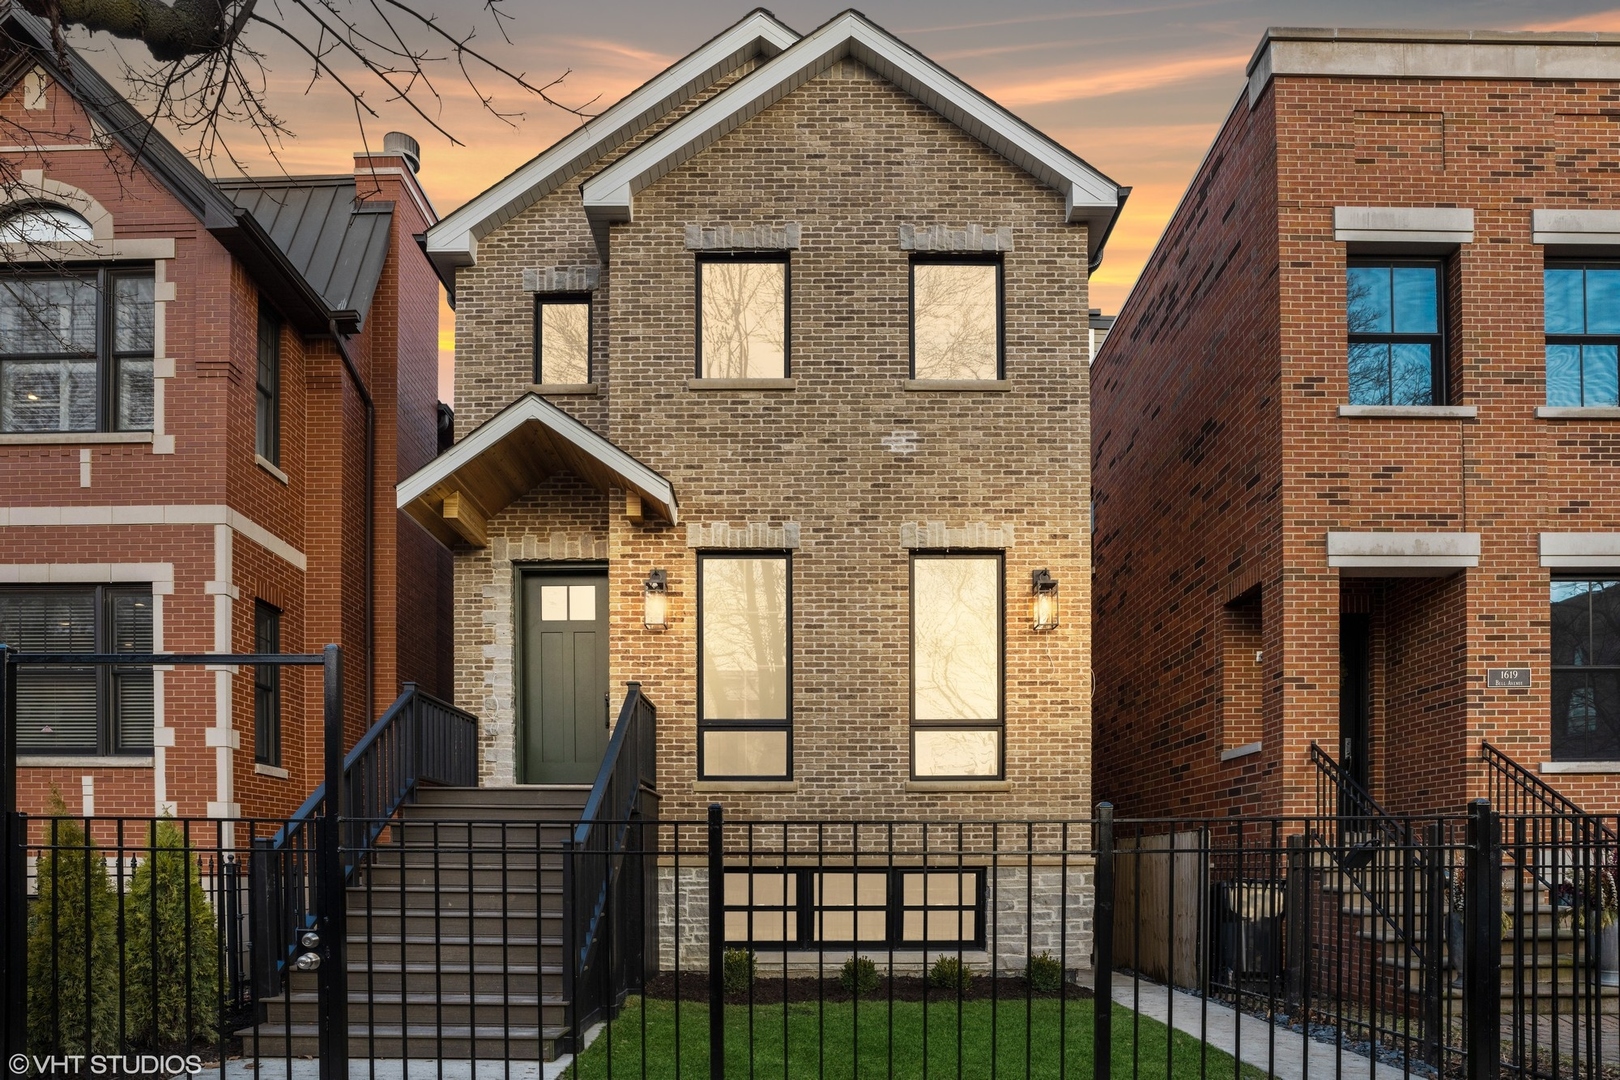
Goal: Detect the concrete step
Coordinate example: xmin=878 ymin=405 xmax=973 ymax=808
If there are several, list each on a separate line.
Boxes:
xmin=414 ymin=786 xmax=590 ymax=810
xmin=347 ymin=884 xmax=555 ymax=915
xmin=258 ymin=991 xmax=568 ymax=1030
xmin=346 ymin=908 xmax=558 ymax=941
xmin=347 ymin=962 xmax=556 ymax=997
xmin=239 ymin=1023 xmax=564 ymax=1062
xmin=347 ymin=936 xmax=560 ymax=969
xmin=359 ymin=864 xmax=559 ymax=890
xmin=386 ymin=820 xmax=578 ymax=846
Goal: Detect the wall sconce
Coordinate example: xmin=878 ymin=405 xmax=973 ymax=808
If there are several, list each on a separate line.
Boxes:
xmin=1030 ymin=569 xmax=1059 ymax=632
xmin=644 ymin=569 xmax=668 ymax=630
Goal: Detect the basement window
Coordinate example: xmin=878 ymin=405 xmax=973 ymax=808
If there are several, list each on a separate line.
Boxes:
xmin=723 ymin=868 xmax=984 ymax=950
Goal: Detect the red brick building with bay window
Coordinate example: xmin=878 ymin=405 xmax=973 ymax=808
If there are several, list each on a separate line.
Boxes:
xmin=1093 ymin=27 xmax=1620 ymax=820
xmin=0 ymin=7 xmax=451 ymax=821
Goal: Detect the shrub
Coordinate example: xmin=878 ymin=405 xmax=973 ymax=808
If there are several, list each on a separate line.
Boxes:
xmin=722 ymin=948 xmax=755 ymax=996
xmin=1026 ymin=951 xmax=1064 ymax=993
xmin=838 ymin=955 xmax=880 ymax=997
xmin=929 ymin=954 xmax=973 ymax=994
xmin=124 ymin=820 xmax=221 ymax=1048
xmin=27 ymin=793 xmax=120 ymax=1056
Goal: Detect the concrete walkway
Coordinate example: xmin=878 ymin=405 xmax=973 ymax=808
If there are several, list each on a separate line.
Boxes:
xmin=1112 ymin=974 xmax=1412 ymax=1080
xmin=189 ymin=1023 xmax=603 ymax=1080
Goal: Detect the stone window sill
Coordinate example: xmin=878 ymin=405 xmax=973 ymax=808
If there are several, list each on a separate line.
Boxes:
xmin=1220 ymin=741 xmax=1262 ymax=762
xmin=1338 ymin=405 xmax=1477 ymax=419
xmin=904 ymin=379 xmax=1011 ymax=392
xmin=255 ymin=454 xmax=289 ymax=484
xmin=905 ymin=780 xmax=1012 ymax=793
xmin=688 ymin=378 xmax=796 ymax=391
xmin=1540 ymin=760 xmax=1620 ymax=774
xmin=0 ymin=431 xmax=153 ymax=445
xmin=19 ymin=755 xmax=153 ymax=768
xmin=530 ymin=382 xmax=599 ymax=396
xmin=1537 ymin=407 xmax=1620 ymax=420
xmin=692 ymin=780 xmax=797 ymax=793
xmin=255 ymin=763 xmax=291 ymax=780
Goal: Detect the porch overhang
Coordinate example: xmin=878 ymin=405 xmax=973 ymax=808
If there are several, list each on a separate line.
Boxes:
xmin=397 ymin=394 xmax=678 ymax=548
xmin=1326 ymin=531 xmax=1480 ymax=577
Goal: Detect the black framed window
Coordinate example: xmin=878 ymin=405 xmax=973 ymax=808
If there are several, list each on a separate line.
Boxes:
xmin=255 ymin=601 xmax=282 ymax=767
xmin=0 ymin=266 xmax=154 ymax=433
xmin=1550 ymin=578 xmax=1620 ymax=761
xmin=1346 ymin=260 xmax=1444 ymax=406
xmin=0 ymin=585 xmax=153 ymax=754
xmin=911 ymin=553 xmax=1004 ymax=780
xmin=696 ymin=253 xmax=788 ymax=378
xmin=697 ymin=552 xmax=790 ymax=779
xmin=724 ymin=868 xmax=985 ymax=950
xmin=910 ymin=256 xmax=1003 ymax=380
xmin=256 ymin=302 xmax=281 ymax=464
xmin=1545 ymin=264 xmax=1620 ymax=408
xmin=534 ymin=294 xmax=591 ymax=384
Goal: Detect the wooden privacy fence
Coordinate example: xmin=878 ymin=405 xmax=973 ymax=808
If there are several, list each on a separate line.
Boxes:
xmin=1113 ymin=829 xmax=1202 ymax=989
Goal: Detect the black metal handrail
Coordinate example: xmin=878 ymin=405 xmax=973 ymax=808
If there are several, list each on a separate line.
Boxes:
xmin=250 ymin=682 xmax=478 ymax=1001
xmin=1482 ymin=740 xmax=1618 ymax=844
xmin=567 ymin=683 xmax=657 ymax=1038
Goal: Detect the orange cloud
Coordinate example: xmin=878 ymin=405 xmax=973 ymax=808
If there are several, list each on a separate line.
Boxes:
xmin=987 ymin=50 xmax=1247 ymax=106
xmin=1519 ymin=10 xmax=1620 ymax=32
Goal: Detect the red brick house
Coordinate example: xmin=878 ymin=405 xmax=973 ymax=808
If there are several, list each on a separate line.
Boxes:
xmin=1093 ymin=27 xmax=1620 ymax=820
xmin=0 ymin=7 xmax=451 ymax=821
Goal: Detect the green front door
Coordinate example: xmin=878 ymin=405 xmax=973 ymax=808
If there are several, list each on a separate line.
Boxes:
xmin=520 ymin=570 xmax=611 ymax=784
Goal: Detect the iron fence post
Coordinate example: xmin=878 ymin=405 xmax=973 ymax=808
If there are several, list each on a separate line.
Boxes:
xmin=1423 ymin=821 xmax=1444 ymax=1066
xmin=0 ymin=645 xmax=23 ymax=1061
xmin=1094 ymin=802 xmax=1114 ymax=1080
xmin=1465 ymin=798 xmax=1501 ymax=1080
xmin=318 ymin=645 xmax=349 ymax=1079
xmin=708 ymin=803 xmax=725 ymax=1080
xmin=1284 ymin=833 xmax=1307 ymax=1011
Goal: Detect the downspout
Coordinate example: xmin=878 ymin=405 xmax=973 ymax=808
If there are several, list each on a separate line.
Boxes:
xmin=329 ymin=320 xmax=377 ymax=722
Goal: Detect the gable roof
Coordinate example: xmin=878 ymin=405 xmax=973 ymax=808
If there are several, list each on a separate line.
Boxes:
xmin=422 ymin=9 xmax=798 ymax=285
xmin=580 ymin=10 xmax=1129 ymax=270
xmin=220 ymin=177 xmax=394 ymax=327
xmin=397 ymin=393 xmax=679 ymax=548
xmin=0 ymin=4 xmax=399 ymax=334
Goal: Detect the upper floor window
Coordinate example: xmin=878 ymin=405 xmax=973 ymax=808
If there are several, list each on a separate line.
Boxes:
xmin=0 ymin=585 xmax=153 ymax=755
xmin=698 ymin=553 xmax=790 ymax=779
xmin=1551 ymin=578 xmax=1620 ymax=762
xmin=534 ymin=294 xmax=591 ymax=384
xmin=0 ymin=204 xmax=94 ymax=245
xmin=911 ymin=257 xmax=1002 ymax=380
xmin=0 ymin=268 xmax=153 ymax=433
xmin=697 ymin=254 xmax=787 ymax=378
xmin=1346 ymin=261 xmax=1443 ymax=406
xmin=255 ymin=601 xmax=282 ymax=767
xmin=256 ymin=302 xmax=281 ymax=465
xmin=1545 ymin=264 xmax=1620 ymax=408
xmin=911 ymin=553 xmax=1003 ymax=779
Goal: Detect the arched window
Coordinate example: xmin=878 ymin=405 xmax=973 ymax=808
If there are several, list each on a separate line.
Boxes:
xmin=0 ymin=204 xmax=95 ymax=244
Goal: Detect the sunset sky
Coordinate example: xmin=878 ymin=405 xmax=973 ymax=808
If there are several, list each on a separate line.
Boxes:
xmin=83 ymin=0 xmax=1620 ymax=401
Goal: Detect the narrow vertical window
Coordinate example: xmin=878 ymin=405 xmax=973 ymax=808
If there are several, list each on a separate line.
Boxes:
xmin=698 ymin=553 xmax=790 ymax=778
xmin=696 ymin=255 xmax=788 ymax=378
xmin=1545 ymin=264 xmax=1620 ymax=408
xmin=1346 ymin=261 xmax=1443 ymax=406
xmin=911 ymin=258 xmax=1002 ymax=380
xmin=911 ymin=553 xmax=1004 ymax=779
xmin=1550 ymin=579 xmax=1620 ymax=761
xmin=256 ymin=302 xmax=281 ymax=465
xmin=255 ymin=601 xmax=282 ymax=767
xmin=534 ymin=295 xmax=591 ymax=385
xmin=111 ymin=273 xmax=154 ymax=431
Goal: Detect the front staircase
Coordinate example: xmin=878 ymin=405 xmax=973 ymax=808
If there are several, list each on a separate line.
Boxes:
xmin=245 ymin=786 xmax=589 ymax=1061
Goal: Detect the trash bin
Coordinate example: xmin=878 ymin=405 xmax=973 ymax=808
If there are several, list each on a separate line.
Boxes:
xmin=1211 ymin=881 xmax=1285 ymax=985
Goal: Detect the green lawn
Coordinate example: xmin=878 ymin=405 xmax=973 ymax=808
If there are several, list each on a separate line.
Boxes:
xmin=569 ymin=996 xmax=1270 ymax=1080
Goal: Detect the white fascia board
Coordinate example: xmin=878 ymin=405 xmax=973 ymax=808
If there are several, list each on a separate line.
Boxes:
xmin=423 ymin=11 xmax=799 ymax=268
xmin=581 ymin=13 xmax=1122 ymax=243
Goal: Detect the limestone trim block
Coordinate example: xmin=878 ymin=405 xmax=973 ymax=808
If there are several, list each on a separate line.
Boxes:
xmin=898 ymin=223 xmax=1013 ymax=252
xmin=899 ymin=522 xmax=1015 ymax=550
xmin=687 ymin=521 xmax=801 ymax=549
xmin=523 ymin=264 xmax=600 ymax=292
xmin=684 ymin=223 xmax=801 ymax=250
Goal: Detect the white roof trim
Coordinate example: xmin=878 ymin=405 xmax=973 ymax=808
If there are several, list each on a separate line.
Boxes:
xmin=397 ymin=394 xmax=679 ymax=524
xmin=423 ymin=10 xmax=798 ymax=276
xmin=579 ymin=11 xmax=1125 ymax=268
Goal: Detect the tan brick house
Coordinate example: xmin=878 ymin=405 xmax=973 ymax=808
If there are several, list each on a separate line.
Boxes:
xmin=1093 ymin=28 xmax=1620 ymax=821
xmin=0 ymin=7 xmax=451 ymax=821
xmin=408 ymin=10 xmax=1124 ymax=965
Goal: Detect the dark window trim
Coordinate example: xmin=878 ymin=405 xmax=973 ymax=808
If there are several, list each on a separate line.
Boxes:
xmin=256 ymin=301 xmax=282 ymax=465
xmin=696 ymin=549 xmax=793 ymax=781
xmin=0 ymin=264 xmax=156 ymax=434
xmin=908 ymin=254 xmax=1005 ymax=380
xmin=1544 ymin=260 xmax=1620 ymax=408
xmin=722 ymin=866 xmax=987 ymax=951
xmin=532 ymin=291 xmax=594 ymax=384
xmin=1549 ymin=574 xmax=1620 ymax=762
xmin=1346 ymin=257 xmax=1448 ymax=407
xmin=694 ymin=251 xmax=792 ymax=379
xmin=0 ymin=582 xmax=153 ymax=755
xmin=909 ymin=550 xmax=1006 ymax=782
xmin=255 ymin=600 xmax=282 ymax=767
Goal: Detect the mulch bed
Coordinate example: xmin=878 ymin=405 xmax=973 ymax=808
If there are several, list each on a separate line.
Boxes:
xmin=642 ymin=971 xmax=1096 ymax=1005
